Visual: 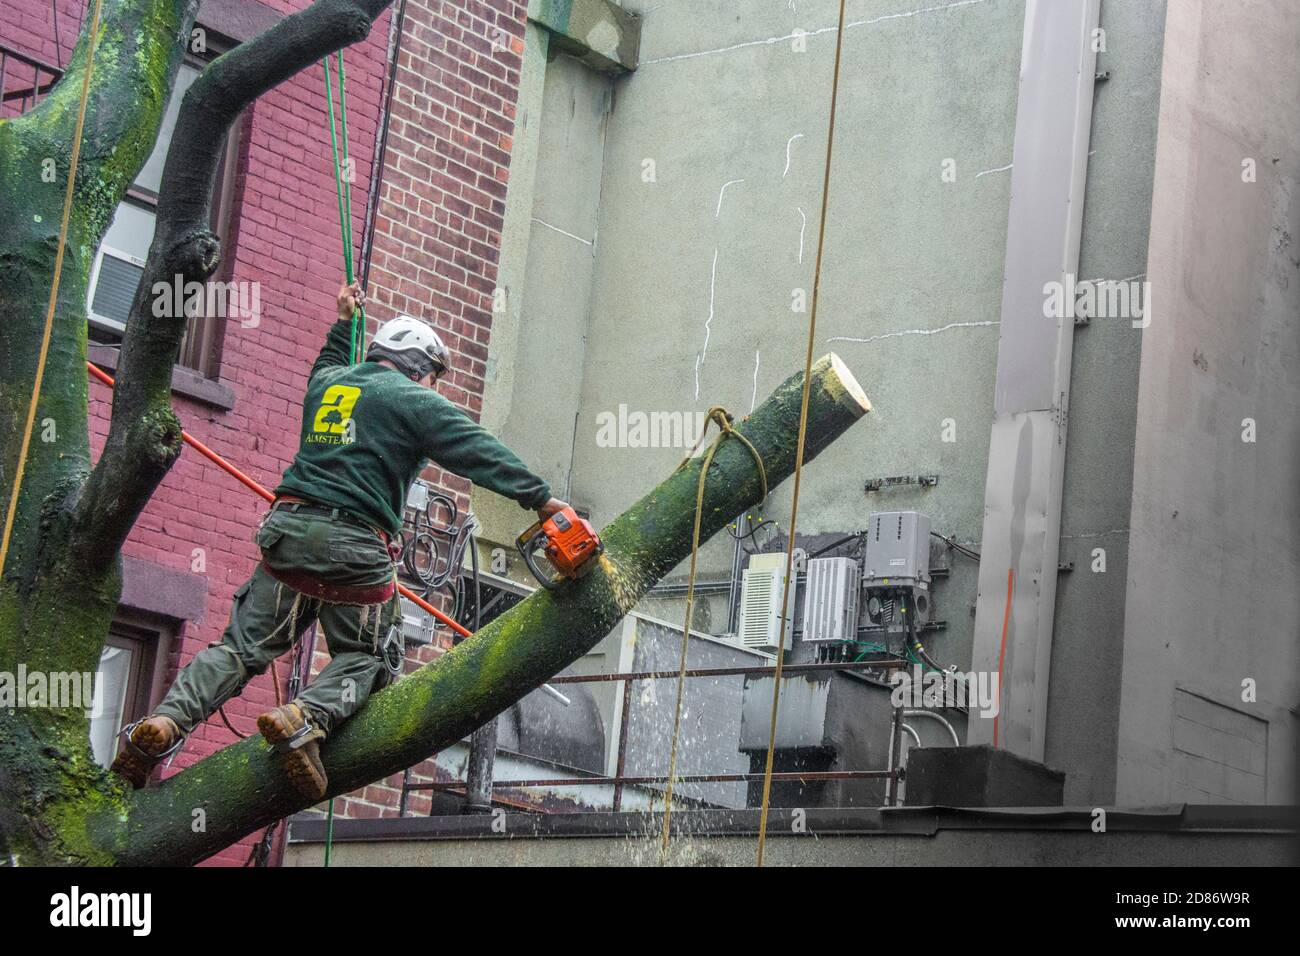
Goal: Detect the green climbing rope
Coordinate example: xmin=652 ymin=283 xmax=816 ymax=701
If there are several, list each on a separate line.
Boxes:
xmin=323 ymin=52 xmax=365 ymax=364
xmin=320 ymin=49 xmax=367 ymax=868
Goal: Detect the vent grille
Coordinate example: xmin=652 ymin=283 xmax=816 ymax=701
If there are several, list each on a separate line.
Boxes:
xmin=802 ymin=557 xmax=860 ymax=643
xmin=738 ymin=553 xmax=791 ymax=651
xmin=90 ymin=250 xmax=145 ymax=331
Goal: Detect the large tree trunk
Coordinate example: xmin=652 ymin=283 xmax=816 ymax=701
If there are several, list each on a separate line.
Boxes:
xmin=0 ymin=0 xmax=394 ymax=866
xmin=0 ymin=0 xmax=205 ymax=868
xmin=94 ymin=354 xmax=870 ymax=866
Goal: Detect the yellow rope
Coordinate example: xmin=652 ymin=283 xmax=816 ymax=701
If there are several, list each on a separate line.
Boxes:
xmin=755 ymin=0 xmax=849 ymax=867
xmin=659 ymin=406 xmax=766 ymax=861
xmin=0 ymin=0 xmax=105 ymax=581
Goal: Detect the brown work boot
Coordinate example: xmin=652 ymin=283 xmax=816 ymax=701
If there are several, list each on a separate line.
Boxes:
xmin=110 ymin=715 xmax=182 ymax=789
xmin=257 ymin=702 xmax=328 ymax=801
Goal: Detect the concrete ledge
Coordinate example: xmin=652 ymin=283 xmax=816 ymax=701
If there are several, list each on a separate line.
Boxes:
xmin=284 ymin=805 xmax=1299 ymax=866
xmin=529 ymin=0 xmax=640 ymax=74
xmin=198 ymin=0 xmax=283 ymax=45
xmin=120 ymin=555 xmax=209 ymax=623
xmin=89 ymin=345 xmax=236 ymax=412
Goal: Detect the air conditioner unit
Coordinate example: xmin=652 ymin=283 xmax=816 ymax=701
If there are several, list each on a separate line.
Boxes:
xmin=399 ymin=596 xmax=435 ymax=646
xmin=802 ymin=557 xmax=861 ymax=643
xmin=87 ymin=245 xmax=147 ymax=333
xmin=738 ymin=553 xmax=793 ymax=652
xmin=863 ymin=511 xmax=931 ymax=591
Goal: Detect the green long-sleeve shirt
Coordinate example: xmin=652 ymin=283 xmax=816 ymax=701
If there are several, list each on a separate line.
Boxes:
xmin=275 ymin=317 xmax=550 ymax=535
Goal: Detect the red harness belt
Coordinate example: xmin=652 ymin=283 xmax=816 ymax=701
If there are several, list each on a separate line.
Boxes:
xmin=261 ymin=565 xmax=396 ymax=606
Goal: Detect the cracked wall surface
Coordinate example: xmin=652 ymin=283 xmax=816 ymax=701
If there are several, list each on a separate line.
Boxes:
xmin=478 ymin=0 xmax=1172 ymax=805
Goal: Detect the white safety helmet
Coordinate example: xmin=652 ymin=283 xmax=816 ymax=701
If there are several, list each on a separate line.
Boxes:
xmin=367 ymin=314 xmax=450 ymax=380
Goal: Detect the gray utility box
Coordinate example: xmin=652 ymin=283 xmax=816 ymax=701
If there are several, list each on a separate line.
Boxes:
xmin=863 ymin=511 xmax=931 ymax=591
xmin=802 ymin=557 xmax=861 ymax=643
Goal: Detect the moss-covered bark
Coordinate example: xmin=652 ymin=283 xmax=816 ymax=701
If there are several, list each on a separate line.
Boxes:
xmin=0 ymin=0 xmax=395 ymax=865
xmin=0 ymin=0 xmax=204 ymax=867
xmin=95 ymin=355 xmax=871 ymax=866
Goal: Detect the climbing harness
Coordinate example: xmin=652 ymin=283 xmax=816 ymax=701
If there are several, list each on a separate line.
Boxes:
xmin=659 ymin=406 xmax=767 ymax=858
xmin=84 ymin=362 xmax=472 ymax=639
xmin=753 ymin=0 xmax=850 ymax=868
xmin=0 ymin=0 xmax=104 ymax=581
xmin=381 ymin=624 xmax=405 ymax=678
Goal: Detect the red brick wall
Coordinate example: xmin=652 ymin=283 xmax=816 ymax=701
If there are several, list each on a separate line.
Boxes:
xmin=334 ymin=0 xmax=528 ymax=821
xmin=3 ymin=0 xmax=527 ymax=862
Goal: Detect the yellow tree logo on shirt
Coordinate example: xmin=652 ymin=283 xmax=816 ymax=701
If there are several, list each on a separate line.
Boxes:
xmin=311 ymin=385 xmax=361 ymax=443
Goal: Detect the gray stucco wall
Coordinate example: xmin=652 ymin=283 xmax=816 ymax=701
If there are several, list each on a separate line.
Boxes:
xmin=474 ymin=40 xmax=609 ymax=556
xmin=536 ymin=0 xmax=1032 ymax=685
xmin=475 ymin=1 xmax=1224 ymax=809
xmin=1118 ymin=0 xmax=1300 ymax=806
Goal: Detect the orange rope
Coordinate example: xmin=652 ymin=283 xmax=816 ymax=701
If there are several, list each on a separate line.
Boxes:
xmin=993 ymin=569 xmax=1013 ymax=748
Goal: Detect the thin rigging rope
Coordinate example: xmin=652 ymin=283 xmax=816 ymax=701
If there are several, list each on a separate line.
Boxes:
xmin=754 ymin=0 xmax=849 ymax=868
xmin=0 ymin=0 xmax=105 ymax=582
xmin=658 ymin=408 xmax=767 ymax=861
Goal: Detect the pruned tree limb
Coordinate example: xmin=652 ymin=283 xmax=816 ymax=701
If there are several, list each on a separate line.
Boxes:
xmin=96 ymin=355 xmax=871 ymax=866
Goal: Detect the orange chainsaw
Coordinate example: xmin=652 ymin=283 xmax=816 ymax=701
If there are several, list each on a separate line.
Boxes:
xmin=516 ymin=506 xmax=603 ymax=590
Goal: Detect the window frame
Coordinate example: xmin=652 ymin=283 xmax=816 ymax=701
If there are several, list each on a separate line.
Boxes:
xmin=87 ymin=40 xmax=246 ymax=381
xmin=91 ymin=617 xmax=172 ymax=769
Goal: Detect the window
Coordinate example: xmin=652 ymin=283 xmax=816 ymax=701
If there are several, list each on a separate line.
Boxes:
xmin=88 ymin=625 xmax=162 ymax=769
xmin=87 ymin=49 xmax=243 ymax=378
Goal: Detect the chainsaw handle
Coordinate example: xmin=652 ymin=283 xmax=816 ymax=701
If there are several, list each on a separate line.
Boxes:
xmin=516 ymin=522 xmax=564 ymax=591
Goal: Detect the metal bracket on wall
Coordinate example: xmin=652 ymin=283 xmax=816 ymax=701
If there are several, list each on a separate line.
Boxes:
xmin=864 ymin=474 xmax=939 ymax=493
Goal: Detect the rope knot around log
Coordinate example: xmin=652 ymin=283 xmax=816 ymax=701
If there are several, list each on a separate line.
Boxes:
xmin=675 ymin=405 xmax=768 ymax=502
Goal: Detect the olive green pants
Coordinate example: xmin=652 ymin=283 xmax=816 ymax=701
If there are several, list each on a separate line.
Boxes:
xmin=154 ymin=504 xmax=403 ymax=737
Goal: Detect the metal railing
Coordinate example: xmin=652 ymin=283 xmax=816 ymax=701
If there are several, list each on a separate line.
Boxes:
xmin=399 ymin=656 xmax=911 ymax=813
xmin=1 ymin=45 xmax=63 ymax=116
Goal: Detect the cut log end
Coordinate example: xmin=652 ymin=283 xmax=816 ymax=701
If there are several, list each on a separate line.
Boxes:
xmin=823 ymin=352 xmax=872 ymax=416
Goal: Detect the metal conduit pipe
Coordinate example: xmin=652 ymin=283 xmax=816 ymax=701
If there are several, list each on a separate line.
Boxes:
xmin=903 ymin=709 xmax=961 ymax=747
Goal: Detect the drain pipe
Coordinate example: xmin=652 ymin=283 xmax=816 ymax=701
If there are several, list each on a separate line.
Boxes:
xmin=968 ymin=0 xmax=1101 ymax=760
xmin=725 ymin=512 xmax=749 ymax=634
xmin=358 ymin=0 xmax=409 ymax=298
xmin=462 ymin=538 xmax=496 ymax=814
xmin=903 ymin=709 xmax=961 ymax=747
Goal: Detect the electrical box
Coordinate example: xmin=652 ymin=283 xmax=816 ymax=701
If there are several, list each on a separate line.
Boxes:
xmin=863 ymin=511 xmax=931 ymax=591
xmin=399 ymin=596 xmax=435 ymax=645
xmin=802 ymin=557 xmax=861 ymax=643
xmin=738 ymin=553 xmax=793 ymax=652
xmin=405 ymin=479 xmax=430 ymax=512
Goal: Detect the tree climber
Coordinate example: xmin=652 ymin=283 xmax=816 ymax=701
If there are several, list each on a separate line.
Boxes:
xmin=112 ymin=281 xmax=567 ymax=800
